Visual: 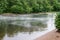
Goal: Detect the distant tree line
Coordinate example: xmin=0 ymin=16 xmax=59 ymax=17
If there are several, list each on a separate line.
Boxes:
xmin=0 ymin=0 xmax=60 ymax=14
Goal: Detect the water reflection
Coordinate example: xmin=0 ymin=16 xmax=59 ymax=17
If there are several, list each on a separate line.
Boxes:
xmin=0 ymin=14 xmax=50 ymax=40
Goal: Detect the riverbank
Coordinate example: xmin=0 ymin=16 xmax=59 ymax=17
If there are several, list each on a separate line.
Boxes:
xmin=35 ymin=29 xmax=60 ymax=40
xmin=0 ymin=12 xmax=56 ymax=16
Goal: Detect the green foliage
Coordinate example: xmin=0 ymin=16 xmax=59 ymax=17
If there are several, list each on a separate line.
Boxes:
xmin=10 ymin=5 xmax=24 ymax=13
xmin=55 ymin=12 xmax=60 ymax=30
xmin=0 ymin=0 xmax=60 ymax=14
xmin=0 ymin=0 xmax=8 ymax=13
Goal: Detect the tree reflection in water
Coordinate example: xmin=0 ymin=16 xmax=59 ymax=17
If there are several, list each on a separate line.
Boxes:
xmin=0 ymin=19 xmax=47 ymax=40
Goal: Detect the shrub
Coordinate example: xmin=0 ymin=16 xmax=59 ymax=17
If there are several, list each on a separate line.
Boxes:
xmin=0 ymin=0 xmax=60 ymax=14
xmin=55 ymin=12 xmax=60 ymax=30
xmin=0 ymin=0 xmax=8 ymax=13
xmin=10 ymin=5 xmax=25 ymax=13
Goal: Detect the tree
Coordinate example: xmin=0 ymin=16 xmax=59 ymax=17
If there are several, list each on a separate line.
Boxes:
xmin=0 ymin=0 xmax=60 ymax=14
xmin=0 ymin=0 xmax=8 ymax=13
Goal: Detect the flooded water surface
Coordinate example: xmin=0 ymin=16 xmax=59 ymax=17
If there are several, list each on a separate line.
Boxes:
xmin=0 ymin=14 xmax=55 ymax=40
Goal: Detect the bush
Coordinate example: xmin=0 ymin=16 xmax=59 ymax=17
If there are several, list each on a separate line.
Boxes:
xmin=53 ymin=3 xmax=60 ymax=11
xmin=0 ymin=0 xmax=60 ymax=14
xmin=10 ymin=5 xmax=25 ymax=13
xmin=55 ymin=12 xmax=60 ymax=30
xmin=0 ymin=0 xmax=8 ymax=13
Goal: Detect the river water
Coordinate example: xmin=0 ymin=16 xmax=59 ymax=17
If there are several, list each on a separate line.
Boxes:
xmin=0 ymin=13 xmax=56 ymax=40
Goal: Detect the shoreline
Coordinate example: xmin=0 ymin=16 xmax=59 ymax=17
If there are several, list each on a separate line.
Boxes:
xmin=0 ymin=13 xmax=48 ymax=17
xmin=35 ymin=29 xmax=60 ymax=40
xmin=0 ymin=12 xmax=56 ymax=17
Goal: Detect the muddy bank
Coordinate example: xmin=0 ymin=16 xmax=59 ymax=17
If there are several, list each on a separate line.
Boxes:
xmin=35 ymin=29 xmax=60 ymax=40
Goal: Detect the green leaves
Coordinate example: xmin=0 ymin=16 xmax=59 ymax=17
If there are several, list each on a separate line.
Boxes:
xmin=0 ymin=0 xmax=8 ymax=13
xmin=10 ymin=5 xmax=24 ymax=13
xmin=0 ymin=0 xmax=60 ymax=14
xmin=55 ymin=12 xmax=60 ymax=30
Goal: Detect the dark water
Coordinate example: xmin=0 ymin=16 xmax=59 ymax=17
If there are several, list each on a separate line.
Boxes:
xmin=0 ymin=14 xmax=55 ymax=40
